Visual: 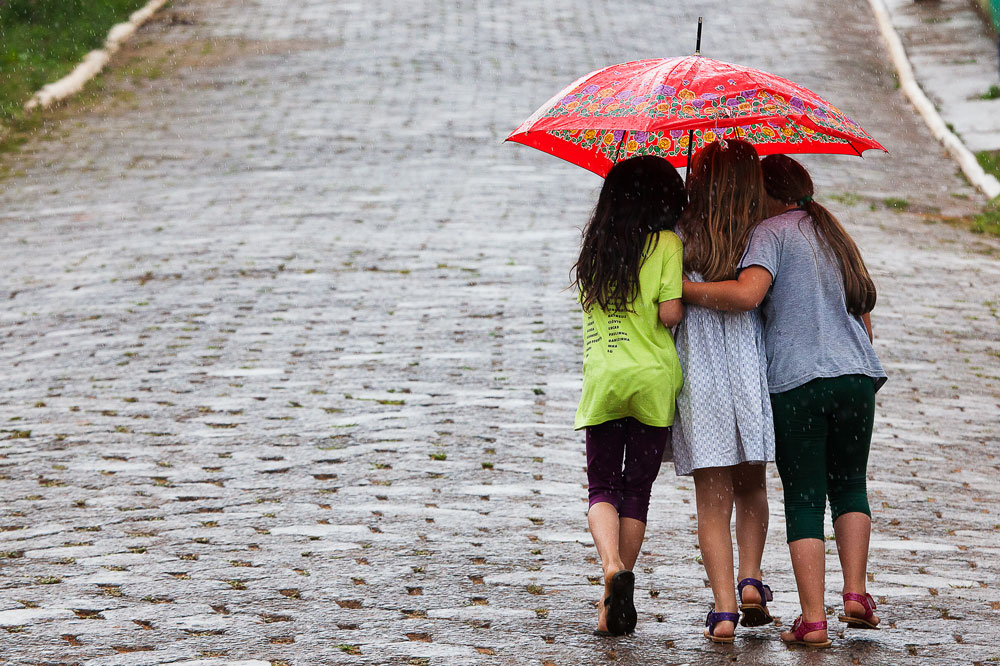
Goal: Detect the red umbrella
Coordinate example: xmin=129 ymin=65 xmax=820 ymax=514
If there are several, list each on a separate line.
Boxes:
xmin=506 ymin=55 xmax=887 ymax=177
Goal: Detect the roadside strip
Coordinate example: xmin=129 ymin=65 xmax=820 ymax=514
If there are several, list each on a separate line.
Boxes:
xmin=867 ymin=0 xmax=1000 ymax=199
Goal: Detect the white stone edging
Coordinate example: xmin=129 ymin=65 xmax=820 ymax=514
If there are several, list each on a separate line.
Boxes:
xmin=866 ymin=0 xmax=1000 ymax=200
xmin=24 ymin=0 xmax=170 ymax=112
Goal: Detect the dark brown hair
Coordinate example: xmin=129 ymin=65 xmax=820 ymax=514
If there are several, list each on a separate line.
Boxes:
xmin=572 ymin=156 xmax=687 ymax=313
xmin=761 ymin=154 xmax=876 ymax=316
xmin=677 ymin=139 xmax=765 ymax=282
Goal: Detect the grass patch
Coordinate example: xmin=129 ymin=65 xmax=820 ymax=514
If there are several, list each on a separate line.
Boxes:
xmin=0 ymin=0 xmax=150 ymax=123
xmin=979 ymin=85 xmax=1000 ymax=101
xmin=964 ymin=151 xmax=1000 ymax=236
xmin=884 ymin=197 xmax=910 ymax=211
xmin=976 ymin=150 xmax=1000 ymax=181
xmin=829 ymin=192 xmax=863 ymax=207
xmin=971 ymin=201 xmax=1000 ymax=236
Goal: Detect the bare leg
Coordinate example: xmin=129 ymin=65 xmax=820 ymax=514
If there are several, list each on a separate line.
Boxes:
xmin=588 ymin=502 xmax=626 ymax=632
xmin=693 ymin=467 xmax=737 ymax=638
xmin=780 ymin=538 xmax=828 ymax=643
xmin=834 ymin=511 xmax=879 ymax=626
xmin=733 ymin=462 xmax=768 ymax=605
xmin=618 ymin=517 xmax=646 ymax=571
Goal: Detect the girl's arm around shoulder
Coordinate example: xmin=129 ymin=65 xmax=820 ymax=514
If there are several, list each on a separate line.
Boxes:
xmin=681 ymin=266 xmax=773 ymax=312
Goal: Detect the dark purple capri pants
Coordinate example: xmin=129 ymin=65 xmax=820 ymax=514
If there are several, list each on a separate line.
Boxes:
xmin=585 ymin=417 xmax=669 ymax=524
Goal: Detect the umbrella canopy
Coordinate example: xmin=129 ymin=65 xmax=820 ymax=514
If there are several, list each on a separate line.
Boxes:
xmin=506 ymin=56 xmax=887 ymax=177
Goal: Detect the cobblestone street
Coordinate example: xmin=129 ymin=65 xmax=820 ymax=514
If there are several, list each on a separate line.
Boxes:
xmin=0 ymin=1 xmax=998 ymax=664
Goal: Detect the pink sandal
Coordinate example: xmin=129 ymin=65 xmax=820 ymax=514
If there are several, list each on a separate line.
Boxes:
xmin=839 ymin=592 xmax=879 ymax=629
xmin=782 ymin=617 xmax=832 ymax=648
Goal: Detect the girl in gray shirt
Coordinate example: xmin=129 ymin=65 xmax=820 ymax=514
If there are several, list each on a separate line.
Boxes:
xmin=682 ymin=154 xmax=885 ymax=649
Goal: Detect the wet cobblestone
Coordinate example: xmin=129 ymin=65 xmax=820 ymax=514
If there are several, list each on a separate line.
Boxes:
xmin=0 ymin=1 xmax=998 ymax=665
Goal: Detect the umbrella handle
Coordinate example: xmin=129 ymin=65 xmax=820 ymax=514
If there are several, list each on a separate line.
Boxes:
xmin=685 ymin=129 xmax=694 ymax=179
xmin=687 ymin=16 xmax=702 ymax=180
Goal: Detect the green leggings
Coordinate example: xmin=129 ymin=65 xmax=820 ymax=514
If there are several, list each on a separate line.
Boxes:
xmin=771 ymin=375 xmax=876 ymax=542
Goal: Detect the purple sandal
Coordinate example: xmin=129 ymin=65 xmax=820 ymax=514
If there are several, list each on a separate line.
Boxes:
xmin=736 ymin=577 xmax=774 ymax=627
xmin=704 ymin=609 xmax=739 ymax=643
xmin=782 ymin=617 xmax=832 ymax=648
xmin=839 ymin=592 xmax=879 ymax=629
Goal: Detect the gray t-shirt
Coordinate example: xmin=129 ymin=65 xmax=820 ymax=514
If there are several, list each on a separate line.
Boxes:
xmin=738 ymin=209 xmax=887 ymax=394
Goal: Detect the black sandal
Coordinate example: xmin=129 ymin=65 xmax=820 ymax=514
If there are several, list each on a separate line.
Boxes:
xmin=604 ymin=570 xmax=636 ymax=635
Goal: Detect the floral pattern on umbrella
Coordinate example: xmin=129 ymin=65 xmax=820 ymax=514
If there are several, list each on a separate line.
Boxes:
xmin=507 ymin=56 xmax=885 ymax=176
xmin=550 ymin=122 xmax=846 ymax=165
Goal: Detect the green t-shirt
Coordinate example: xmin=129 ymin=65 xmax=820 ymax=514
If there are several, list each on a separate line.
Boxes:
xmin=574 ymin=230 xmax=684 ymax=430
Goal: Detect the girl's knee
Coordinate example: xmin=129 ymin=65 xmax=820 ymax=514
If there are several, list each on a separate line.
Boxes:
xmin=784 ymin=514 xmax=826 ymax=542
xmin=588 ymin=494 xmax=622 ymax=515
xmin=828 ymin=478 xmax=869 ymax=520
xmin=696 ymin=486 xmax=735 ymax=512
xmin=783 ymin=499 xmax=826 ymax=542
xmin=830 ymin=497 xmax=871 ymax=523
xmin=733 ymin=467 xmax=766 ymax=498
xmin=618 ymin=497 xmax=651 ymax=523
xmin=618 ymin=485 xmax=652 ymax=522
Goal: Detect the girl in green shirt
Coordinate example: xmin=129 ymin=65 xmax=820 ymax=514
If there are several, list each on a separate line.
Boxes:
xmin=572 ymin=156 xmax=686 ymax=636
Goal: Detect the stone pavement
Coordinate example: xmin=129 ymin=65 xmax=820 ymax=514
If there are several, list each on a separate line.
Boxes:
xmin=0 ymin=1 xmax=998 ymax=665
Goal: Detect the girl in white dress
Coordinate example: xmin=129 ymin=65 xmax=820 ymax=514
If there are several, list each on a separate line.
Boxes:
xmin=671 ymin=139 xmax=776 ymax=642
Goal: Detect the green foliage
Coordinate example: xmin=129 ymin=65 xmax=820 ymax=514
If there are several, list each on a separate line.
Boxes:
xmin=883 ymin=197 xmax=910 ymax=211
xmin=971 ymin=201 xmax=1000 ymax=236
xmin=0 ymin=0 xmax=148 ymax=122
xmin=968 ymin=152 xmax=1000 ymax=236
xmin=980 ymin=85 xmax=1000 ymax=100
xmin=829 ymin=192 xmax=862 ymax=206
xmin=977 ymin=150 xmax=1000 ymax=181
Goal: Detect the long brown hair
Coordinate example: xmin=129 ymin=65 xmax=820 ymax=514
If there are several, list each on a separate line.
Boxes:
xmin=572 ymin=156 xmax=687 ymax=313
xmin=677 ymin=139 xmax=765 ymax=282
xmin=760 ymin=154 xmax=876 ymax=316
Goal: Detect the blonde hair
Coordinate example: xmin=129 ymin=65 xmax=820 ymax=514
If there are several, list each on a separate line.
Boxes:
xmin=677 ymin=139 xmax=765 ymax=282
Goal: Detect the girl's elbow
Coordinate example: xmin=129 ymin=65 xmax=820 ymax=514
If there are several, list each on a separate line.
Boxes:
xmin=660 ymin=303 xmax=683 ymax=328
xmin=735 ymin=287 xmax=766 ymax=311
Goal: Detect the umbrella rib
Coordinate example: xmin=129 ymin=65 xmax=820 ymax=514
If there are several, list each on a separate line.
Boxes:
xmin=739 ymin=66 xmax=873 ymax=155
xmin=613 ymin=130 xmax=629 ymax=166
xmin=787 ymin=118 xmax=809 ymax=145
xmin=659 ymin=56 xmax=698 ymax=88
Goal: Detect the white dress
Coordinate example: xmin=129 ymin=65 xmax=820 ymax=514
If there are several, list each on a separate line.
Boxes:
xmin=671 ymin=273 xmax=775 ymax=476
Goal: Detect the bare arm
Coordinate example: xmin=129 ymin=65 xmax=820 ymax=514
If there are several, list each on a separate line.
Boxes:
xmin=681 ymin=266 xmax=773 ymax=312
xmin=659 ymin=299 xmax=683 ymax=328
xmin=862 ymin=312 xmax=873 ymax=342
